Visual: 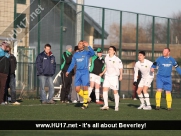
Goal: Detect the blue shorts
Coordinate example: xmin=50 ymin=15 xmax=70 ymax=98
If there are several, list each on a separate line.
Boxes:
xmin=156 ymin=75 xmax=172 ymax=91
xmin=74 ymin=69 xmax=90 ymax=86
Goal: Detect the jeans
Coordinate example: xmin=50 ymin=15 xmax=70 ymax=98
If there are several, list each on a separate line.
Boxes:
xmin=39 ymin=75 xmax=54 ymax=102
xmin=4 ymin=74 xmax=16 ymax=103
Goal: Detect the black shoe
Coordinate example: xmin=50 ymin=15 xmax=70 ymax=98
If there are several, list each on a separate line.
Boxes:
xmin=155 ymin=106 xmax=160 ymax=110
xmin=167 ymin=108 xmax=172 ymax=111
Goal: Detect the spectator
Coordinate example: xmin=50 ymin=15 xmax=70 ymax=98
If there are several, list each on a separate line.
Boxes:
xmin=36 ymin=44 xmax=56 ymax=104
xmin=4 ymin=45 xmax=20 ymax=105
xmin=60 ymin=45 xmax=74 ymax=103
xmin=88 ymin=48 xmax=105 ymax=104
xmin=0 ymin=42 xmax=10 ymax=105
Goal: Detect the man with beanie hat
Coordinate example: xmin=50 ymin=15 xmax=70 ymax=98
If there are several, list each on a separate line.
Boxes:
xmin=133 ymin=51 xmax=154 ymax=110
xmin=88 ymin=48 xmax=105 ymax=104
xmin=100 ymin=46 xmax=123 ymax=111
xmin=60 ymin=45 xmax=74 ymax=103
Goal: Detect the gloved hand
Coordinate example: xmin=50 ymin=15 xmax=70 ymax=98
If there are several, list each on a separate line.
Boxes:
xmin=133 ymin=82 xmax=137 ymax=86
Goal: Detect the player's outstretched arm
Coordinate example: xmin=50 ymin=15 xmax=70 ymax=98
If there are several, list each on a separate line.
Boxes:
xmin=176 ymin=67 xmax=181 ymax=75
xmin=83 ymin=41 xmax=95 ymax=57
xmin=172 ymin=58 xmax=181 ymax=75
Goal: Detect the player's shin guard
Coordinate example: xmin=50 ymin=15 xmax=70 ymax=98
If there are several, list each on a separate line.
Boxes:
xmin=114 ymin=93 xmax=119 ymax=108
xmin=138 ymin=93 xmax=145 ymax=105
xmin=95 ymin=89 xmax=100 ymax=102
xmin=78 ymin=89 xmax=84 ymax=98
xmin=155 ymin=91 xmax=161 ymax=107
xmin=103 ymin=91 xmax=108 ymax=107
xmin=88 ymin=87 xmax=93 ymax=97
xmin=83 ymin=90 xmax=88 ymax=107
xmin=144 ymin=93 xmax=151 ymax=106
xmin=166 ymin=93 xmax=172 ymax=109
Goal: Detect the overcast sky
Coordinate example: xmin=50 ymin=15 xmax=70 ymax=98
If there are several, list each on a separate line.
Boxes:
xmin=73 ymin=0 xmax=181 ymax=18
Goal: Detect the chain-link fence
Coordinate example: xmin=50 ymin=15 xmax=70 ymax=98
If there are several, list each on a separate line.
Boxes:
xmin=3 ymin=0 xmax=181 ymax=99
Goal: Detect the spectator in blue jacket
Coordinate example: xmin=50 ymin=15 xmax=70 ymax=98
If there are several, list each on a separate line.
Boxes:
xmin=0 ymin=41 xmax=10 ymax=105
xmin=36 ymin=44 xmax=56 ymax=104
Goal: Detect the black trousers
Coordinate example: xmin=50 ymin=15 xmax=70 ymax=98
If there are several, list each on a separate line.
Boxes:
xmin=60 ymin=71 xmax=72 ymax=101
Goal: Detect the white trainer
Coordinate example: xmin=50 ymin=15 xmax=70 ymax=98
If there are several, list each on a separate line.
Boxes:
xmin=137 ymin=104 xmax=145 ymax=109
xmin=12 ymin=101 xmax=20 ymax=105
xmin=115 ymin=107 xmax=119 ymax=111
xmin=72 ymin=100 xmax=77 ymax=103
xmin=100 ymin=106 xmax=109 ymax=110
xmin=143 ymin=106 xmax=152 ymax=110
xmin=88 ymin=97 xmax=91 ymax=102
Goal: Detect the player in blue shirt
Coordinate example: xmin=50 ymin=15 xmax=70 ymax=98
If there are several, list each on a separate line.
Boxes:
xmin=66 ymin=40 xmax=95 ymax=109
xmin=151 ymin=48 xmax=181 ymax=110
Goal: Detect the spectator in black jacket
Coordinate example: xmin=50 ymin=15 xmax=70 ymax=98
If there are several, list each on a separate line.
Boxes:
xmin=0 ymin=42 xmax=10 ymax=105
xmin=4 ymin=45 xmax=20 ymax=105
xmin=36 ymin=44 xmax=56 ymax=104
xmin=60 ymin=45 xmax=74 ymax=103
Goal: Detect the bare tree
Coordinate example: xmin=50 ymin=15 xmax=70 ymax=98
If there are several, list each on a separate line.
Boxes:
xmin=108 ymin=23 xmax=150 ymax=44
xmin=170 ymin=11 xmax=181 ymax=44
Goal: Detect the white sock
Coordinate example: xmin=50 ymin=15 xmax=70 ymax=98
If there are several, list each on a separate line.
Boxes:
xmin=88 ymin=87 xmax=93 ymax=97
xmin=103 ymin=91 xmax=108 ymax=107
xmin=144 ymin=93 xmax=151 ymax=106
xmin=114 ymin=93 xmax=119 ymax=108
xmin=95 ymin=89 xmax=100 ymax=102
xmin=138 ymin=93 xmax=145 ymax=105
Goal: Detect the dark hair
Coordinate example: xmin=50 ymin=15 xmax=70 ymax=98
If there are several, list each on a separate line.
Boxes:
xmin=6 ymin=45 xmax=11 ymax=52
xmin=44 ymin=44 xmax=51 ymax=49
xmin=109 ymin=46 xmax=116 ymax=52
xmin=74 ymin=45 xmax=78 ymax=51
xmin=164 ymin=47 xmax=170 ymax=52
xmin=139 ymin=51 xmax=145 ymax=56
xmin=79 ymin=40 xmax=84 ymax=42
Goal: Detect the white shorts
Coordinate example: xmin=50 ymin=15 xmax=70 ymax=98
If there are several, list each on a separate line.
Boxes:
xmin=90 ymin=73 xmax=101 ymax=84
xmin=138 ymin=78 xmax=153 ymax=88
xmin=103 ymin=75 xmax=119 ymax=90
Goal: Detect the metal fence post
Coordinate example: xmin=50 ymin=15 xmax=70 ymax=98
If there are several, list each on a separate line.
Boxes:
xmin=119 ymin=11 xmax=123 ymax=95
xmin=36 ymin=0 xmax=41 ymax=98
xmin=136 ymin=14 xmax=139 ymax=61
xmin=167 ymin=18 xmax=170 ymax=48
xmin=60 ymin=1 xmax=64 ymax=68
xmin=101 ymin=8 xmax=105 ymax=50
xmin=81 ymin=5 xmax=84 ymax=40
xmin=151 ymin=16 xmax=155 ymax=98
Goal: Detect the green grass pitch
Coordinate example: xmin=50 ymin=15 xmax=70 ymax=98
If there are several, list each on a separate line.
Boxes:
xmin=0 ymin=98 xmax=181 ymax=136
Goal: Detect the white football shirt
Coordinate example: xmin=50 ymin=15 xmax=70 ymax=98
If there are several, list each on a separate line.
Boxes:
xmin=105 ymin=54 xmax=123 ymax=76
xmin=134 ymin=59 xmax=154 ymax=82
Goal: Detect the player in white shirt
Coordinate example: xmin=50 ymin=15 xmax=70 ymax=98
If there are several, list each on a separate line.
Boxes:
xmin=133 ymin=51 xmax=154 ymax=110
xmin=100 ymin=46 xmax=123 ymax=111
